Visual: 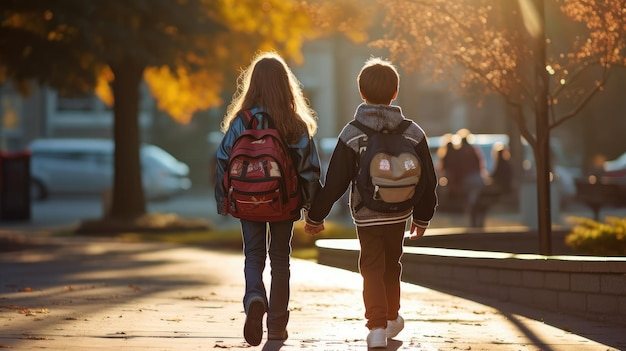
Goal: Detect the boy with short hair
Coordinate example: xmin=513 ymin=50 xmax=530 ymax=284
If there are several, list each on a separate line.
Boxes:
xmin=305 ymin=57 xmax=437 ymax=348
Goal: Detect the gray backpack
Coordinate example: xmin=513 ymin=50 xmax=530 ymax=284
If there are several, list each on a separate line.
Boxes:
xmin=350 ymin=119 xmax=424 ymax=213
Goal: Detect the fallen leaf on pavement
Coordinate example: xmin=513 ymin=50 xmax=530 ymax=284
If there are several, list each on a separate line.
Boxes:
xmin=163 ymin=317 xmax=182 ymax=322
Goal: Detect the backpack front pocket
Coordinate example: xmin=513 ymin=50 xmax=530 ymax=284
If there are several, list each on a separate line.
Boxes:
xmin=228 ymin=179 xmax=284 ymax=216
xmin=372 ymin=176 xmax=420 ymax=203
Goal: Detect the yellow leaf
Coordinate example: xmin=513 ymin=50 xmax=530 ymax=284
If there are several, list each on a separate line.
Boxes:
xmin=94 ymin=66 xmax=114 ymax=107
xmin=144 ymin=67 xmax=224 ymax=124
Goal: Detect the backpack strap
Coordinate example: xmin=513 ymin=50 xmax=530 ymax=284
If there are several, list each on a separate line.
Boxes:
xmin=349 ymin=119 xmax=414 ymax=153
xmin=240 ymin=110 xmax=277 ymax=130
xmin=253 ymin=111 xmax=277 ymax=129
xmin=241 ymin=110 xmax=258 ymax=129
xmin=396 ymin=119 xmax=413 ymax=134
xmin=349 ymin=119 xmax=375 ymax=136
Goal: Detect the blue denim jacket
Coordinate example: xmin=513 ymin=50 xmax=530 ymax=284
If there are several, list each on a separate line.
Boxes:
xmin=214 ymin=107 xmax=322 ymax=218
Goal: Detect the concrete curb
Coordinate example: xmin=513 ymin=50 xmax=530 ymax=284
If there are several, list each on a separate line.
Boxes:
xmin=316 ymin=238 xmax=626 ymax=326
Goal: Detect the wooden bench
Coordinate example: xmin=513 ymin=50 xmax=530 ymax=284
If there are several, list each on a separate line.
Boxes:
xmin=575 ymin=177 xmax=626 ymax=220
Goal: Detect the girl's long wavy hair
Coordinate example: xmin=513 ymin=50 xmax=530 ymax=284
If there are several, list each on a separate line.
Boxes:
xmin=221 ymin=51 xmax=318 ymax=143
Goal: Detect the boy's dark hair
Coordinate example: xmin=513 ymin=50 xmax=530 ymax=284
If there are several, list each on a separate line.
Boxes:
xmin=357 ymin=57 xmax=399 ymax=105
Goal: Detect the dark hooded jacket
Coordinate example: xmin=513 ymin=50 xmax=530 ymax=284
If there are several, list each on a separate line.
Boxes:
xmin=307 ymin=103 xmax=437 ymax=228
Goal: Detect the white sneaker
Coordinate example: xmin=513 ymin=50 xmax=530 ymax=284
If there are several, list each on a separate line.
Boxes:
xmin=386 ymin=315 xmax=404 ymax=339
xmin=366 ymin=328 xmax=387 ymax=349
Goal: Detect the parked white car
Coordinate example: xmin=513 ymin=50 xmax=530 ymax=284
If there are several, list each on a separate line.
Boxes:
xmin=29 ymin=138 xmax=191 ymax=201
xmin=604 ymin=151 xmax=626 ymax=172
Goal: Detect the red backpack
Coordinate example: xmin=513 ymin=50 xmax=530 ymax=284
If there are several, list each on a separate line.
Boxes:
xmin=223 ymin=110 xmax=302 ymax=222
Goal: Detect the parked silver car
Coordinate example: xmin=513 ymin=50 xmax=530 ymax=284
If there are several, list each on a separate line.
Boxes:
xmin=29 ymin=138 xmax=191 ymax=201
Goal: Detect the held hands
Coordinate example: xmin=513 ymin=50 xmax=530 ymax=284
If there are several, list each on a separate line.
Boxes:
xmin=303 ymin=210 xmax=324 ymax=236
xmin=408 ymin=222 xmax=426 ymax=240
xmin=304 ymin=223 xmax=325 ymax=236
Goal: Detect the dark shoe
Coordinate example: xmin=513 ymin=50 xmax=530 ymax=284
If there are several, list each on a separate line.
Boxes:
xmin=268 ymin=329 xmax=288 ymax=341
xmin=244 ymin=297 xmax=265 ymax=346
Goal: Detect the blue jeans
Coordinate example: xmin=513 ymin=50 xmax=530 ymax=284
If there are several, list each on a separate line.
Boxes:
xmin=241 ymin=219 xmax=293 ymax=332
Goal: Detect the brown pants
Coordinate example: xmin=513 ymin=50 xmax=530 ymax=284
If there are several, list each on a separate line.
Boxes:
xmin=356 ymin=221 xmax=405 ymax=330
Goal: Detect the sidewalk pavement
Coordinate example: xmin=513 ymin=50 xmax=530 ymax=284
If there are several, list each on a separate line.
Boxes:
xmin=1 ymin=232 xmax=624 ymax=351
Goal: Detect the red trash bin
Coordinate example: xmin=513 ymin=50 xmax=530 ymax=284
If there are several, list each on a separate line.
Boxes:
xmin=0 ymin=150 xmax=32 ymax=221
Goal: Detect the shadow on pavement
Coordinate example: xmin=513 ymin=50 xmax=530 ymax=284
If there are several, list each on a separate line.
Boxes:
xmin=411 ymin=281 xmax=625 ymax=351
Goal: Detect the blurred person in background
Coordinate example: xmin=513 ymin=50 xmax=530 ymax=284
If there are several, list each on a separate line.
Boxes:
xmin=470 ymin=142 xmax=512 ymax=227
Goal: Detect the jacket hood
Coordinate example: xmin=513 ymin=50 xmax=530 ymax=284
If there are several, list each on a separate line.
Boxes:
xmin=354 ymin=103 xmax=406 ymax=131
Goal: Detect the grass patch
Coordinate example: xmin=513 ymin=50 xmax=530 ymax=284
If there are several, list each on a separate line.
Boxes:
xmin=75 ymin=212 xmax=212 ymax=235
xmin=68 ymin=212 xmax=356 ymax=260
xmin=116 ymin=227 xmax=244 ymax=250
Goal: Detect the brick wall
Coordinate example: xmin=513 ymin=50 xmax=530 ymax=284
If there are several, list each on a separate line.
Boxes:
xmin=316 ymin=239 xmax=626 ymax=326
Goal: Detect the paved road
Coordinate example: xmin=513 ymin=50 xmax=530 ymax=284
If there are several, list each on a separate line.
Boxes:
xmin=1 ymin=235 xmax=624 ymax=350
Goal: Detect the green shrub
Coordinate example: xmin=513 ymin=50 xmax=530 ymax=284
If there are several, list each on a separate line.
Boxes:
xmin=565 ymin=216 xmax=626 ymax=256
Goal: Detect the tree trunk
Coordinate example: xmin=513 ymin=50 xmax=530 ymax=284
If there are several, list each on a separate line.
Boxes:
xmin=109 ymin=60 xmax=146 ymax=219
xmin=534 ymin=0 xmax=552 ymax=255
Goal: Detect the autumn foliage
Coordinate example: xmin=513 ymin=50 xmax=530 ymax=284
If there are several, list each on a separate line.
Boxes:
xmin=371 ymin=0 xmax=626 ymax=130
xmin=0 ymin=0 xmax=373 ymax=124
xmin=0 ymin=0 xmax=375 ymax=219
xmin=109 ymin=0 xmax=374 ymax=124
xmin=369 ymin=0 xmax=626 ymax=254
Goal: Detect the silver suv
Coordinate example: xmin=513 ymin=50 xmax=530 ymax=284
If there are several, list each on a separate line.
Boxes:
xmin=29 ymin=139 xmax=191 ymax=201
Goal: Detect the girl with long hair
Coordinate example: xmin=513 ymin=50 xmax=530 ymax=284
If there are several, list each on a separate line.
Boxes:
xmin=215 ymin=51 xmax=321 ymax=346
